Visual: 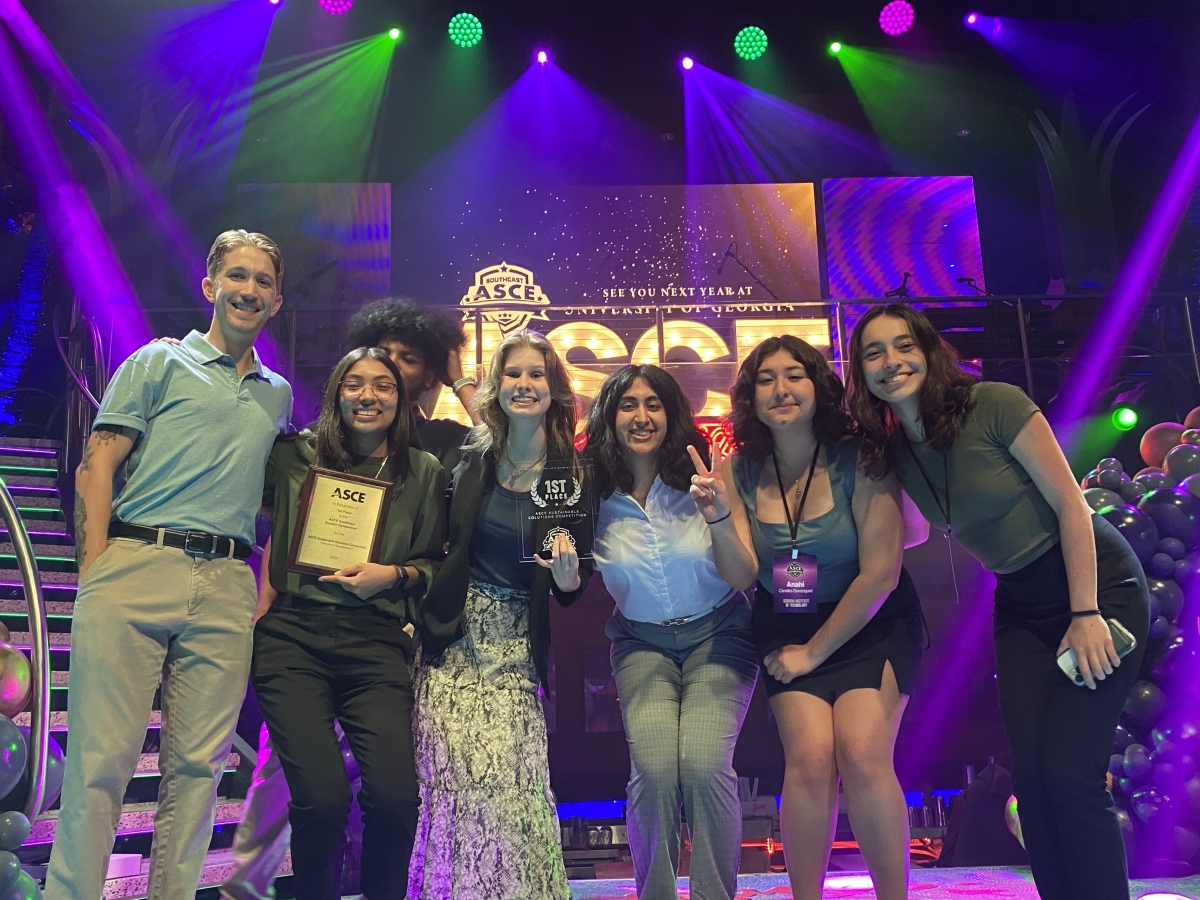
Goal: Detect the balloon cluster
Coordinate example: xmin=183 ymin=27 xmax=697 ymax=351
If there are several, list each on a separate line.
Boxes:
xmin=1080 ymin=414 xmax=1200 ymax=877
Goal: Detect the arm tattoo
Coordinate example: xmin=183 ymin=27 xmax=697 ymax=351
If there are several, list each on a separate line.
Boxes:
xmin=74 ymin=490 xmax=87 ymax=568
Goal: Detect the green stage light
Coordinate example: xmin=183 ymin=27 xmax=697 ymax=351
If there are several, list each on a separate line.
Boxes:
xmin=830 ymin=41 xmax=843 ymax=54
xmin=448 ymin=12 xmax=482 ymax=48
xmin=733 ymin=26 xmax=768 ymax=61
xmin=1112 ymin=407 xmax=1138 ymax=431
xmin=388 ymin=27 xmax=401 ymax=40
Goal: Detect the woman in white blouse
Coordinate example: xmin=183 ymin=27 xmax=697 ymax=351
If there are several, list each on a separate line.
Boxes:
xmin=586 ymin=365 xmax=759 ymax=900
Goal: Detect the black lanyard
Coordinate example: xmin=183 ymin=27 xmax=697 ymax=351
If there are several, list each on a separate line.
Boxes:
xmin=771 ymin=444 xmax=820 ymax=559
xmin=906 ymin=443 xmax=951 ymax=532
xmin=906 ymin=441 xmax=962 ymax=603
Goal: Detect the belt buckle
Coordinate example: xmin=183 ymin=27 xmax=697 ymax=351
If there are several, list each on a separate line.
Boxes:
xmin=659 ymin=615 xmax=691 ymax=627
xmin=183 ymin=531 xmax=219 ymax=556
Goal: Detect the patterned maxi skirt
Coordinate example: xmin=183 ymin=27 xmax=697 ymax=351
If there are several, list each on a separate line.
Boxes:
xmin=406 ymin=580 xmax=569 ymax=900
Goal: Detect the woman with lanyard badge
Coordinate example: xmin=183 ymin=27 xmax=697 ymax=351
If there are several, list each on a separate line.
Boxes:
xmin=586 ymin=365 xmax=759 ymax=900
xmin=848 ymin=304 xmax=1149 ymax=900
xmin=253 ymin=347 xmax=446 ymax=900
xmin=698 ymin=336 xmax=924 ymax=900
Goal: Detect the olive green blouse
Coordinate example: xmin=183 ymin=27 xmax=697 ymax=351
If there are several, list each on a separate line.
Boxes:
xmin=262 ymin=434 xmax=447 ymax=619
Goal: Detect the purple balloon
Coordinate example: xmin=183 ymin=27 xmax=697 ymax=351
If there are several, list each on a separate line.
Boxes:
xmin=1153 ymin=751 xmax=1197 ymax=788
xmin=1100 ymin=504 xmax=1161 ymax=565
xmin=1099 ymin=457 xmax=1124 ymax=472
xmin=1125 ymin=681 xmax=1168 ymax=730
xmin=1138 ymin=488 xmax=1200 ymax=548
xmin=1138 ymin=466 xmax=1166 ymax=477
xmin=1111 ymin=753 xmax=1127 ymax=777
xmin=1119 ymin=775 xmax=1137 ymax=795
xmin=1098 ymin=468 xmax=1123 ymax=491
xmin=1137 ymin=472 xmax=1176 ymax=492
xmin=1173 ymin=555 xmax=1200 ymax=585
xmin=1166 ymin=443 xmax=1200 ymax=481
xmin=1115 ymin=723 xmax=1140 ymax=753
xmin=1083 ymin=469 xmax=1103 ymax=489
xmin=1125 ymin=743 xmax=1155 ymax=782
xmin=1149 ymin=553 xmax=1177 ymax=578
xmin=1132 ymin=784 xmax=1179 ymax=827
xmin=1084 ymin=488 xmax=1124 ymax=513
xmin=1178 ymin=472 xmax=1200 ymax=502
xmin=1182 ymin=774 xmax=1200 ymax=825
xmin=1154 ymin=720 xmax=1200 ymax=754
xmin=1149 ymin=577 xmax=1185 ymax=621
xmin=1160 ymin=537 xmax=1188 ymax=560
xmin=1120 ymin=480 xmax=1149 ymax=503
xmin=1150 ymin=615 xmax=1172 ymax=639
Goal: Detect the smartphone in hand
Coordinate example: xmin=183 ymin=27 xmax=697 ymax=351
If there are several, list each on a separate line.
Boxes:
xmin=1056 ymin=618 xmax=1137 ymax=686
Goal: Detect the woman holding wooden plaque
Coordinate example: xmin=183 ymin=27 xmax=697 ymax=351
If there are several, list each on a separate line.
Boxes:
xmin=407 ymin=331 xmax=592 ymax=900
xmin=253 ymin=346 xmax=447 ymax=900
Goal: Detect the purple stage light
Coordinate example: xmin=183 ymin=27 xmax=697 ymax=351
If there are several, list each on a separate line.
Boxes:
xmin=269 ymin=0 xmax=280 ymax=5
xmin=681 ymin=56 xmax=694 ymax=70
xmin=319 ymin=0 xmax=352 ymax=14
xmin=965 ymin=12 xmax=979 ymax=25
xmin=878 ymin=0 xmax=914 ymax=36
xmin=536 ymin=49 xmax=548 ymax=64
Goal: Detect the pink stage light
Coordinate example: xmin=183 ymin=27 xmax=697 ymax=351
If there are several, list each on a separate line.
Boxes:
xmin=269 ymin=0 xmax=280 ymax=5
xmin=536 ymin=49 xmax=548 ymax=64
xmin=879 ymin=0 xmax=915 ymax=36
xmin=681 ymin=56 xmax=694 ymax=70
xmin=965 ymin=11 xmax=979 ymax=25
xmin=319 ymin=0 xmax=352 ymax=14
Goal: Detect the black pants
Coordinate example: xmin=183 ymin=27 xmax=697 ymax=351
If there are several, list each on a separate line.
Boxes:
xmin=252 ymin=597 xmax=418 ymax=900
xmin=993 ymin=515 xmax=1149 ymax=900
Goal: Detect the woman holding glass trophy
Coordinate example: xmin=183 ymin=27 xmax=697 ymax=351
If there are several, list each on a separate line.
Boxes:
xmin=407 ymin=331 xmax=594 ymax=900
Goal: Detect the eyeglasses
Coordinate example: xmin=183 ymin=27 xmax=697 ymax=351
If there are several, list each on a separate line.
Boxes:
xmin=339 ymin=380 xmax=398 ymax=398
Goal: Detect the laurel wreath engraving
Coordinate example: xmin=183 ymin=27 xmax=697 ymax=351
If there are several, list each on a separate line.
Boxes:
xmin=531 ymin=476 xmax=583 ymax=509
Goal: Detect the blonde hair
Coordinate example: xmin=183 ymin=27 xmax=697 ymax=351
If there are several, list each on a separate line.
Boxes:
xmin=206 ymin=229 xmax=284 ymax=285
xmin=468 ymin=330 xmax=578 ymax=463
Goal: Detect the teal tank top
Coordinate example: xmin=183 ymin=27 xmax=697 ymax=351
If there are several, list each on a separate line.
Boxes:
xmin=733 ymin=438 xmax=862 ymax=606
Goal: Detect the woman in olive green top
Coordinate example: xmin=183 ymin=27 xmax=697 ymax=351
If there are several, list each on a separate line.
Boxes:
xmin=253 ymin=347 xmax=446 ymax=900
xmin=848 ymin=305 xmax=1149 ymax=900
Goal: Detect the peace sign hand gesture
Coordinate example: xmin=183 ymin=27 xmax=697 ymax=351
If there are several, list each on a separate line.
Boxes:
xmin=688 ymin=444 xmax=733 ymax=525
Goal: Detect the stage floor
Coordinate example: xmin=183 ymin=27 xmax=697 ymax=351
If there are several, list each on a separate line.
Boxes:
xmin=565 ymin=868 xmax=1200 ymax=898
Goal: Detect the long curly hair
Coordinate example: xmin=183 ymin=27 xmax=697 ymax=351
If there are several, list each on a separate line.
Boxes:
xmin=729 ymin=335 xmax=851 ymax=459
xmin=467 ymin=331 xmax=578 ymax=466
xmin=585 ymin=365 xmax=709 ymax=499
xmin=347 ymin=297 xmax=466 ymax=385
xmin=312 ymin=347 xmax=416 ymax=481
xmin=845 ymin=304 xmax=978 ymax=479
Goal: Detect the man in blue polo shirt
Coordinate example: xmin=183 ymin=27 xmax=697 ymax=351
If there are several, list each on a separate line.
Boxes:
xmin=45 ymin=230 xmax=293 ymax=900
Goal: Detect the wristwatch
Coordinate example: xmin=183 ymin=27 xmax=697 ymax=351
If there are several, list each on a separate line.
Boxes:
xmin=451 ymin=376 xmax=475 ymax=394
xmin=394 ymin=565 xmax=409 ymax=589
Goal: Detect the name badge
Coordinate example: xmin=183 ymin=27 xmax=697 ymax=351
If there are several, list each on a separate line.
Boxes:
xmin=773 ymin=554 xmax=818 ymax=613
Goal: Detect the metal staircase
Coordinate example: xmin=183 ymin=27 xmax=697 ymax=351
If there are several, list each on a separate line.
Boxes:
xmin=0 ymin=437 xmax=292 ymax=899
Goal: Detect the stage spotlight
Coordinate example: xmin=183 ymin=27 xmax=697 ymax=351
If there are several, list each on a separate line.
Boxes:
xmin=878 ymin=0 xmax=915 ymax=35
xmin=447 ymin=12 xmax=483 ymax=48
xmin=829 ymin=41 xmax=843 ymax=54
xmin=681 ymin=56 xmax=694 ymax=70
xmin=388 ymin=27 xmax=401 ymax=40
xmin=1112 ymin=407 xmax=1139 ymax=431
xmin=536 ymin=49 xmax=548 ymax=64
xmin=733 ymin=26 xmax=768 ymax=61
xmin=268 ymin=0 xmax=280 ymax=5
xmin=965 ymin=12 xmax=979 ymax=26
xmin=319 ymin=0 xmax=352 ymax=14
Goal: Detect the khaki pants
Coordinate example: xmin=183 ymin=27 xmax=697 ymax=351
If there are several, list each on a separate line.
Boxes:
xmin=45 ymin=538 xmax=257 ymax=900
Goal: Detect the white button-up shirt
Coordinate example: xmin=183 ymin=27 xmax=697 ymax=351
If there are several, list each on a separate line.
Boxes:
xmin=594 ymin=477 xmax=736 ymax=623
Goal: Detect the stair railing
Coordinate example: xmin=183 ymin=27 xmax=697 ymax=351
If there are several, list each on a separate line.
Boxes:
xmin=0 ymin=480 xmax=48 ymax=819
